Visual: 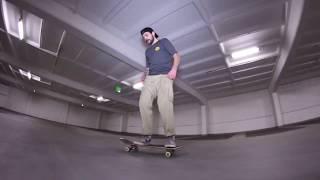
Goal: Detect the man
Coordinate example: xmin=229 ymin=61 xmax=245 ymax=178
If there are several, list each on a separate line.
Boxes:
xmin=138 ymin=27 xmax=180 ymax=147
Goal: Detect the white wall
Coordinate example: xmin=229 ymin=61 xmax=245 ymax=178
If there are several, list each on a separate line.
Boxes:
xmin=0 ymin=85 xmax=107 ymax=130
xmin=66 ymin=104 xmax=101 ymax=129
xmin=127 ymin=111 xmax=143 ymax=134
xmin=1 ymin=76 xmax=320 ymax=135
xmin=100 ymin=112 xmax=122 ymax=132
xmin=0 ymin=84 xmax=9 ymax=107
xmin=278 ymin=77 xmax=320 ymax=124
xmin=208 ymin=90 xmax=276 ymax=134
xmin=6 ymin=88 xmax=31 ymax=113
xmin=173 ymin=103 xmax=201 ymax=135
xmin=4 ymin=87 xmax=69 ymax=125
xmin=27 ymin=93 xmax=68 ymax=123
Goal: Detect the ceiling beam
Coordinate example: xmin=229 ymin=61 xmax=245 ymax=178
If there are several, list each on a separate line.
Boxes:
xmin=0 ymin=52 xmax=139 ymax=107
xmin=180 ymin=54 xmax=224 ymax=69
xmin=10 ymin=0 xmax=208 ymax=105
xmin=10 ymin=0 xmax=145 ymax=70
xmin=190 ymin=73 xmax=229 ymax=85
xmin=193 ymin=0 xmax=237 ymax=88
xmin=0 ymin=73 xmax=125 ymax=113
xmin=269 ymin=0 xmax=305 ymax=92
xmin=279 ymin=70 xmax=320 ymax=85
xmin=181 ymin=66 xmax=227 ymax=79
xmin=179 ymin=40 xmax=218 ymax=57
xmin=234 ymin=71 xmax=273 ymax=81
xmin=206 ymin=84 xmax=269 ymax=100
xmin=232 ymin=63 xmax=275 ymax=74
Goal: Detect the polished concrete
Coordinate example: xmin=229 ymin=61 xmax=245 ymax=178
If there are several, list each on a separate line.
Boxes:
xmin=0 ymin=109 xmax=319 ymax=180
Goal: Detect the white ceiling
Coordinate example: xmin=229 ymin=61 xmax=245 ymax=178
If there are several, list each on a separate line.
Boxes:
xmin=0 ymin=0 xmax=319 ymax=113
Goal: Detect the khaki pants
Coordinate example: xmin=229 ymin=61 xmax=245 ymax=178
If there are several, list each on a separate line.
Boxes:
xmin=139 ymin=75 xmax=175 ymax=136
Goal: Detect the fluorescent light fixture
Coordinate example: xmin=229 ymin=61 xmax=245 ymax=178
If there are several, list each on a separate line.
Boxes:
xmin=19 ymin=69 xmax=32 ymax=80
xmin=97 ymin=96 xmax=103 ymax=102
xmin=26 ymin=71 xmax=31 ymax=80
xmin=19 ymin=69 xmax=28 ymax=76
xmin=33 ymin=89 xmax=36 ymax=93
xmin=121 ymin=81 xmax=131 ymax=86
xmin=2 ymin=0 xmax=10 ymax=33
xmin=90 ymin=95 xmax=109 ymax=102
xmin=31 ymin=74 xmax=41 ymax=82
xmin=228 ymin=50 xmax=279 ymax=67
xmin=38 ymin=19 xmax=43 ymax=48
xmin=103 ymin=98 xmax=110 ymax=102
xmin=219 ymin=43 xmax=226 ymax=54
xmin=97 ymin=96 xmax=109 ymax=102
xmin=231 ymin=46 xmax=260 ymax=59
xmin=133 ymin=82 xmax=144 ymax=91
xmin=18 ymin=18 xmax=24 ymax=40
xmin=19 ymin=69 xmax=51 ymax=85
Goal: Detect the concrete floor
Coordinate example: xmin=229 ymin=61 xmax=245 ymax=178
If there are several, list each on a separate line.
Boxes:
xmin=0 ymin=109 xmax=320 ymax=180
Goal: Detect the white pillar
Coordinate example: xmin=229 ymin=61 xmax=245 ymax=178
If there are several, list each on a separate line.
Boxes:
xmin=271 ymin=92 xmax=284 ymax=126
xmin=64 ymin=103 xmax=70 ymax=124
xmin=120 ymin=113 xmax=128 ymax=132
xmin=200 ymin=105 xmax=209 ymax=135
xmin=97 ymin=111 xmax=102 ymax=129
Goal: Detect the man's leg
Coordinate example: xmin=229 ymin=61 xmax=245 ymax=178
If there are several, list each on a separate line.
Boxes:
xmin=139 ymin=76 xmax=157 ymax=138
xmin=158 ymin=76 xmax=176 ymax=146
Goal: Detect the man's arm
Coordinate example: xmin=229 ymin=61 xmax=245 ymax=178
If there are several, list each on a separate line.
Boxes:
xmin=141 ymin=67 xmax=149 ymax=82
xmin=167 ymin=53 xmax=181 ymax=80
xmin=141 ymin=55 xmax=150 ymax=82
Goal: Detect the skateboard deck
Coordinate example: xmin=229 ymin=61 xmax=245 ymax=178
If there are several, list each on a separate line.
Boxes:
xmin=120 ymin=137 xmax=181 ymax=158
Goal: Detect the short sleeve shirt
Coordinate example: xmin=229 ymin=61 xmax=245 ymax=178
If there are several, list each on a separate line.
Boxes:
xmin=145 ymin=38 xmax=177 ymax=75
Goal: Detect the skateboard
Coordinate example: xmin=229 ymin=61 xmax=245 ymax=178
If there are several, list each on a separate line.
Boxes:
xmin=119 ymin=137 xmax=181 ymax=158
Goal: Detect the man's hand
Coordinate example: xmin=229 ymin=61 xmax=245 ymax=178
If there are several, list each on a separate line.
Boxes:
xmin=167 ymin=53 xmax=180 ymax=80
xmin=167 ymin=68 xmax=177 ymax=80
xmin=141 ymin=72 xmax=146 ymax=82
xmin=141 ymin=68 xmax=149 ymax=82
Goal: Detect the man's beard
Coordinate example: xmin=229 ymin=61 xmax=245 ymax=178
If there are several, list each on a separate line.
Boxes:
xmin=145 ymin=36 xmax=154 ymax=45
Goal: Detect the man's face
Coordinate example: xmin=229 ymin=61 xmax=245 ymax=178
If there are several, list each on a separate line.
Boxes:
xmin=142 ymin=32 xmax=154 ymax=45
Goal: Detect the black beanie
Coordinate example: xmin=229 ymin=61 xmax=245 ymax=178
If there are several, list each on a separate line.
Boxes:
xmin=140 ymin=27 xmax=159 ymax=38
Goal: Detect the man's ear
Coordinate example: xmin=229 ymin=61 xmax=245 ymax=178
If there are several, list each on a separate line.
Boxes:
xmin=152 ymin=31 xmax=156 ymax=38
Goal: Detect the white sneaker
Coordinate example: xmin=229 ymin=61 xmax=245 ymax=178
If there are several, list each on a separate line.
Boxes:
xmin=165 ymin=136 xmax=176 ymax=148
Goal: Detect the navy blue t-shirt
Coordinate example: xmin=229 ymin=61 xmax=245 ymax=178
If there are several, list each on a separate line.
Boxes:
xmin=145 ymin=38 xmax=177 ymax=75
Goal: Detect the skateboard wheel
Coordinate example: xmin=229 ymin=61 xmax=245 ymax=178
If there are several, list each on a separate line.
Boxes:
xmin=125 ymin=145 xmax=138 ymax=152
xmin=165 ymin=151 xmax=172 ymax=158
xmin=132 ymin=146 xmax=138 ymax=152
xmin=125 ymin=146 xmax=131 ymax=152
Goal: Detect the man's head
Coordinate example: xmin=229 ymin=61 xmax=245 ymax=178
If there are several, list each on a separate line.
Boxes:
xmin=140 ymin=27 xmax=159 ymax=45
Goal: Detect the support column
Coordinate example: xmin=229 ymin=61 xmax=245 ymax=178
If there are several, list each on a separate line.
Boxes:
xmin=120 ymin=113 xmax=128 ymax=133
xmin=200 ymin=105 xmax=209 ymax=135
xmin=64 ymin=103 xmax=70 ymax=125
xmin=271 ymin=92 xmax=284 ymax=126
xmin=97 ymin=111 xmax=103 ymax=129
